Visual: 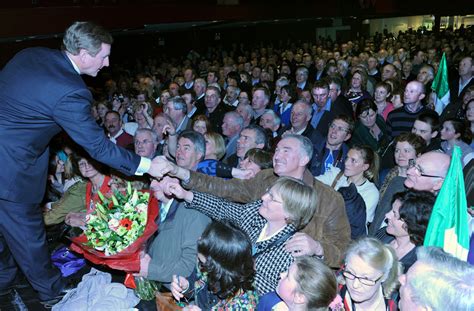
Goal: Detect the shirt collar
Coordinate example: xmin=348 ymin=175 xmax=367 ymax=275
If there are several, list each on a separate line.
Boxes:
xmin=65 ymin=52 xmax=81 ymax=74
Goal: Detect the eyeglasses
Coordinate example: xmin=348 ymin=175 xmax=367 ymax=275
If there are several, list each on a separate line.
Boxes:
xmin=329 ymin=123 xmax=349 ymax=133
xmin=408 ymin=159 xmax=444 ymax=179
xmin=264 ymin=188 xmax=283 ymax=204
xmin=134 ymin=139 xmax=154 ymax=146
xmin=342 ymin=269 xmax=383 ymax=286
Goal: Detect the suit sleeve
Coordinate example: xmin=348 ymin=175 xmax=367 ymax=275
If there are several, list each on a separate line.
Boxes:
xmin=52 ymin=89 xmax=141 ymax=176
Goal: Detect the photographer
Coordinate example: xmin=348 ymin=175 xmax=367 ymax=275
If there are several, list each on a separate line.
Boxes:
xmin=123 ymin=101 xmax=154 ymax=136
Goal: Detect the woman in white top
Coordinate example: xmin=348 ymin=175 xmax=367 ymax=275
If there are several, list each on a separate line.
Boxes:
xmin=316 ymin=145 xmax=380 ymax=225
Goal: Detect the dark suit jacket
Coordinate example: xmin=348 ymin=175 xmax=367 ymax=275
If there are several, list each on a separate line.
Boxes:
xmin=0 ymin=47 xmax=141 ymax=203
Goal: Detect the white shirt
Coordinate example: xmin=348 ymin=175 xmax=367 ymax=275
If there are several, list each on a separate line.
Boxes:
xmin=316 ymin=166 xmax=380 ymax=223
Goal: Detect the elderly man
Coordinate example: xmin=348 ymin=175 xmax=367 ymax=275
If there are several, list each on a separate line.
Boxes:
xmin=404 ymin=151 xmax=450 ymax=194
xmin=398 ymin=247 xmax=474 ymax=311
xmin=286 ymin=100 xmax=318 ymax=140
xmin=193 ymin=78 xmax=207 ymax=113
xmin=260 ymin=109 xmax=282 ymax=138
xmin=225 ymin=124 xmax=267 ymax=167
xmin=223 ymin=85 xmax=240 ymax=107
xmin=236 ymin=101 xmax=254 ymax=127
xmin=152 ymin=134 xmax=351 ymax=267
xmin=221 ymin=111 xmax=244 ymax=160
xmin=386 ymin=81 xmax=434 ymax=138
xmin=164 ymin=96 xmax=190 ymax=134
xmin=134 ymin=128 xmax=159 ymax=159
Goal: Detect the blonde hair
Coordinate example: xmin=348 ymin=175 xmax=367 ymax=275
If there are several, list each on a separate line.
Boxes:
xmin=350 ymin=145 xmax=380 ymax=185
xmin=295 ymin=257 xmax=337 ymax=310
xmin=344 ymin=237 xmax=402 ymax=298
xmin=272 ymin=176 xmax=318 ymax=230
xmin=205 ymin=132 xmax=226 ymax=160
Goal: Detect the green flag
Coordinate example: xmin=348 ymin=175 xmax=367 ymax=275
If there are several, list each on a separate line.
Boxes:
xmin=431 ymin=52 xmax=451 ymax=114
xmin=424 ymin=146 xmax=469 ymax=260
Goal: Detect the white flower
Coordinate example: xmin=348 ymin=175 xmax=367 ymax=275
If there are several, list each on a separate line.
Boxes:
xmin=135 ymin=203 xmax=147 ymax=213
xmin=108 ymin=218 xmax=120 ymax=231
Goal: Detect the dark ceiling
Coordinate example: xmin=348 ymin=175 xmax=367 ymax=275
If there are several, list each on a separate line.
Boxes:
xmin=0 ymin=0 xmax=473 ymax=42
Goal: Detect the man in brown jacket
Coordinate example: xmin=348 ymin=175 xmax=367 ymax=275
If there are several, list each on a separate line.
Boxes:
xmin=153 ymin=134 xmax=351 ymax=267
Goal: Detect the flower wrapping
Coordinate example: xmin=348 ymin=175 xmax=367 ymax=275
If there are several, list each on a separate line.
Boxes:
xmin=70 ymin=185 xmax=159 ymax=275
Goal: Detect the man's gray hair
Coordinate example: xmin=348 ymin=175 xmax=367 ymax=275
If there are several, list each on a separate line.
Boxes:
xmin=261 ymin=109 xmax=281 ymax=127
xmin=63 ymin=21 xmax=113 ymax=56
xmin=408 ymin=247 xmax=474 ymax=311
xmin=134 ymin=127 xmax=158 ymax=143
xmin=169 ymin=96 xmax=187 ymax=114
xmin=281 ymin=134 xmax=313 ymax=160
xmin=225 ymin=111 xmax=244 ymax=130
xmin=194 ymin=78 xmax=207 ymax=89
xmin=244 ymin=125 xmax=267 ymax=148
xmin=238 ymin=103 xmax=255 ymax=120
xmin=276 ymin=77 xmax=290 ymax=88
xmin=294 ymin=99 xmax=313 ymax=115
xmin=178 ymin=130 xmax=206 ymax=162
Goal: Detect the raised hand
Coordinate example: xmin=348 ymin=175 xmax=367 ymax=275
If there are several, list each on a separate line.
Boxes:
xmin=148 ymin=156 xmax=176 ymax=179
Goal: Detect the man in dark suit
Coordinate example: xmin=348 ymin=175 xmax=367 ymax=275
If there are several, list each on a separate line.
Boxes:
xmin=0 ymin=21 xmax=162 ymax=305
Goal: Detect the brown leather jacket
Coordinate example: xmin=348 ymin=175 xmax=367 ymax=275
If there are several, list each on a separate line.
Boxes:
xmin=184 ymin=168 xmax=351 ymax=267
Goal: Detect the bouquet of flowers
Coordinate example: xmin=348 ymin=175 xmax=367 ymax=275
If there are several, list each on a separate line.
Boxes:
xmin=70 ymin=182 xmax=159 ymax=283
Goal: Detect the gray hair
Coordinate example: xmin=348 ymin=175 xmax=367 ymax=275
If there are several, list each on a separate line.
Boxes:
xmin=225 ymin=111 xmax=245 ymax=130
xmin=194 ymin=78 xmax=207 ymax=89
xmin=237 ymin=102 xmax=255 ymax=120
xmin=337 ymin=59 xmax=349 ymax=70
xmin=407 ymin=247 xmax=474 ymax=311
xmin=294 ymin=99 xmax=313 ymax=115
xmin=281 ymin=134 xmax=313 ymax=160
xmin=244 ymin=125 xmax=267 ymax=147
xmin=276 ymin=77 xmax=290 ymax=88
xmin=261 ymin=109 xmax=281 ymax=127
xmin=178 ymin=130 xmax=206 ymax=162
xmin=169 ymin=96 xmax=187 ymax=114
xmin=345 ymin=238 xmax=402 ymax=299
xmin=134 ymin=127 xmax=158 ymax=143
xmin=62 ymin=21 xmax=113 ymax=56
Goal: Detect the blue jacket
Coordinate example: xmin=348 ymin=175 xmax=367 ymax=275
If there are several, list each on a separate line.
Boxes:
xmin=0 ymin=47 xmax=141 ymax=203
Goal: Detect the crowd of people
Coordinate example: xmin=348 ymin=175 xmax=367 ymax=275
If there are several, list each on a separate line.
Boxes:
xmin=1 ymin=20 xmax=474 ymax=310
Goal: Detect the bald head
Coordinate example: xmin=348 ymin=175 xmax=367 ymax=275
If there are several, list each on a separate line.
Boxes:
xmin=405 ymin=151 xmax=450 ymax=193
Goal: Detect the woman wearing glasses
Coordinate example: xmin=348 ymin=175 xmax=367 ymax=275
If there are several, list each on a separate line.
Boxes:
xmin=43 ymin=150 xmax=111 ymax=228
xmin=161 ymin=176 xmax=318 ymax=297
xmin=337 ymin=237 xmax=402 ymax=311
xmin=350 ymin=99 xmax=390 ymax=157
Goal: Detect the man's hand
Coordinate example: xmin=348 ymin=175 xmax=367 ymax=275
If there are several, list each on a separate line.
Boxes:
xmin=148 ymin=156 xmax=176 ymax=179
xmin=133 ymin=252 xmax=151 ymax=278
xmin=161 ymin=176 xmax=194 ymax=202
xmin=284 ymin=232 xmax=324 ymax=257
xmin=231 ymin=168 xmax=257 ymax=180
